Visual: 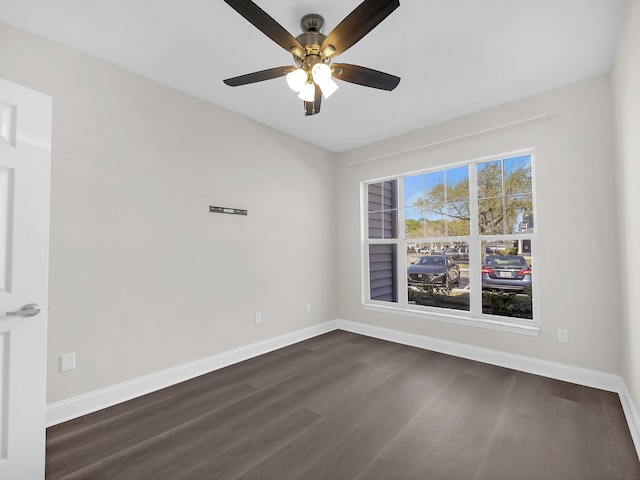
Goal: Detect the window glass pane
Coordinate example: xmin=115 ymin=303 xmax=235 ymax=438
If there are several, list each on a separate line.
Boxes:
xmin=447 ymin=202 xmax=470 ymax=236
xmin=485 ymin=240 xmax=510 ymax=255
xmin=506 ymin=195 xmax=533 ymax=234
xmin=424 ymin=210 xmax=446 ymax=237
xmin=478 ymin=198 xmax=504 ymax=235
xmin=446 ymin=166 xmax=469 ymax=202
xmin=481 ymin=241 xmax=533 ymax=319
xmin=477 ymin=160 xmax=502 ymax=199
xmin=368 ymin=211 xmax=383 ymax=239
xmin=404 ymin=174 xmax=424 ymax=208
xmin=369 ymin=244 xmax=397 ymax=302
xmin=368 ymin=180 xmax=398 ymax=239
xmin=382 ymin=180 xmax=397 ymax=209
xmin=478 ymin=155 xmax=533 ymax=236
xmin=407 ymin=241 xmax=470 ymax=311
xmin=368 ymin=183 xmax=384 ymax=212
xmin=424 ymin=171 xmax=445 ymax=204
xmin=382 ymin=210 xmax=398 ymax=239
xmin=407 ymin=243 xmax=431 ymax=255
xmin=504 ymin=155 xmax=532 ymax=196
xmin=368 ymin=180 xmax=397 ymax=211
xmin=405 ymin=207 xmax=425 ymax=238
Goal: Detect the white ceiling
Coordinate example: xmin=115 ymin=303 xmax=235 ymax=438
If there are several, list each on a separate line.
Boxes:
xmin=0 ymin=0 xmax=625 ymax=152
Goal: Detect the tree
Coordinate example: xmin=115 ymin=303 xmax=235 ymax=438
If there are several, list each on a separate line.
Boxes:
xmin=410 ymin=176 xmax=470 ymax=236
xmin=407 ymin=160 xmax=532 ymax=236
xmin=476 ymin=161 xmax=532 ymax=235
xmin=405 ymin=218 xmax=424 ymax=238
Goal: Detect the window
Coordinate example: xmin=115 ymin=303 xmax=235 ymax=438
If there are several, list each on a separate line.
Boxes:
xmin=362 ymin=151 xmax=536 ymax=332
xmin=367 ymin=181 xmax=398 ymax=302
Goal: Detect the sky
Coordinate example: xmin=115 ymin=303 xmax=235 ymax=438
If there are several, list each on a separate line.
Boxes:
xmin=404 ymin=165 xmax=468 ymax=219
xmin=404 ymin=155 xmax=532 ymax=221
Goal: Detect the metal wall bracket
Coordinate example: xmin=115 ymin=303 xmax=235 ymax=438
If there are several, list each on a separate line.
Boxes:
xmin=209 ymin=206 xmax=248 ymax=216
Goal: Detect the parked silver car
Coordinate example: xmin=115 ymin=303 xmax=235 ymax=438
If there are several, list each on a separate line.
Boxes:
xmin=482 ymin=255 xmax=532 ymax=291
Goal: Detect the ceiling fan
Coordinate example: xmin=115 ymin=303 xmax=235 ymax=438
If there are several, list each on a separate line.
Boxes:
xmin=223 ymin=0 xmax=401 ymax=116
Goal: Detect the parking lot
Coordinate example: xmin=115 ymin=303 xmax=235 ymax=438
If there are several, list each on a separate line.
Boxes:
xmin=408 ymin=252 xmax=533 ymax=295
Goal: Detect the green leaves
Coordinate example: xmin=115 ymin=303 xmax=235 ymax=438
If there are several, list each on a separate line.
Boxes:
xmin=406 ymin=156 xmax=533 ymax=237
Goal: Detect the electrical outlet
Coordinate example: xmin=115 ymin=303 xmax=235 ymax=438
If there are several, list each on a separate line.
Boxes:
xmin=60 ymin=353 xmax=76 ymax=372
xmin=305 ymin=303 xmax=311 ymax=313
xmin=557 ymin=329 xmax=569 ymax=343
xmin=254 ymin=312 xmax=262 ymax=325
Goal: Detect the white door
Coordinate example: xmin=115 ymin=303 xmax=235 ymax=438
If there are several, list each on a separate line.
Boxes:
xmin=0 ymin=78 xmax=52 ymax=480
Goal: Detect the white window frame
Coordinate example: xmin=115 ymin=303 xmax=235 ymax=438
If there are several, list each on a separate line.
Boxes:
xmin=361 ymin=148 xmax=540 ymax=336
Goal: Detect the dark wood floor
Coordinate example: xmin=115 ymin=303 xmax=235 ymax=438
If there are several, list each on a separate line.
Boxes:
xmin=46 ymin=330 xmax=640 ymax=480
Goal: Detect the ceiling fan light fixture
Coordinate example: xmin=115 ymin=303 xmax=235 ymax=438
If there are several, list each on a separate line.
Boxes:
xmin=312 ymin=63 xmax=338 ymax=98
xmin=297 ymin=82 xmax=316 ymax=102
xmin=311 ymin=63 xmax=331 ymax=83
xmin=286 ymin=68 xmax=307 ymax=92
xmin=223 ymin=0 xmax=402 ymax=116
xmin=318 ymin=78 xmax=339 ymax=99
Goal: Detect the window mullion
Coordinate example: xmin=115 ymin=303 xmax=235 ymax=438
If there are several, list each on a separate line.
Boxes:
xmin=469 ymin=163 xmax=482 ymax=315
xmin=501 ymin=159 xmax=507 ymax=235
xmin=397 ymin=179 xmax=407 ymax=308
xmin=361 ymin=182 xmax=370 ymax=303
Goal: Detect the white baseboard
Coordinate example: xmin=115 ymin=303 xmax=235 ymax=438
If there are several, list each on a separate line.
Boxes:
xmin=46 ymin=320 xmax=339 ymax=427
xmin=336 ymin=319 xmax=622 ymax=391
xmin=46 ymin=317 xmax=640 ymax=462
xmin=619 ymin=381 xmax=640 ymax=458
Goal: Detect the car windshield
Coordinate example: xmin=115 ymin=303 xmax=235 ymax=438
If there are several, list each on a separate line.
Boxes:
xmin=415 ymin=256 xmax=446 ymax=266
xmin=484 ymin=255 xmax=527 ymax=267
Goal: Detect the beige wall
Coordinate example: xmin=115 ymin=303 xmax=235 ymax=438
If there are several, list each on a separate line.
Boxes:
xmin=0 ymin=21 xmax=338 ymax=403
xmin=613 ymin=0 xmax=640 ymax=416
xmin=0 ymin=15 xmax=634 ymax=406
xmin=337 ymin=75 xmax=621 ymax=374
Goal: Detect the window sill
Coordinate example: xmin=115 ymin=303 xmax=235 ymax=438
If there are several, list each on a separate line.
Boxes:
xmin=362 ymin=303 xmax=541 ymax=336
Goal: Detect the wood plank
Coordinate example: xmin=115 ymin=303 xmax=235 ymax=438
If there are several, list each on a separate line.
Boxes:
xmin=442 ymin=365 xmax=518 ymax=452
xmin=472 ymin=406 xmax=556 ymax=480
xmin=477 ymin=372 xmax=640 ymax=480
xmin=237 ymin=392 xmax=389 ymax=480
xmin=182 ymin=407 xmax=321 ymax=479
xmin=421 ymin=436 xmax=482 ymax=480
xmin=45 ymin=331 xmax=640 ymax=480
xmin=294 ymin=381 xmax=439 ymax=479
xmin=354 ymin=458 xmax=420 ymax=480
xmin=375 ymin=382 xmax=471 ymax=474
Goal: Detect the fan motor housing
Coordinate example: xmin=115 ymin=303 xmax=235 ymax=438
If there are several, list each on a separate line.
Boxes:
xmin=296 ymin=14 xmax=327 ymax=58
xmin=300 ymin=14 xmax=324 ymax=33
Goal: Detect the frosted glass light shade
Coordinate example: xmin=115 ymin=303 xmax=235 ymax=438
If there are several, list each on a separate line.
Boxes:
xmin=318 ymin=78 xmax=339 ymax=98
xmin=297 ymin=82 xmax=315 ymax=102
xmin=311 ymin=63 xmax=332 ymax=84
xmin=286 ymin=68 xmax=307 ymax=92
xmin=312 ymin=63 xmax=339 ymax=98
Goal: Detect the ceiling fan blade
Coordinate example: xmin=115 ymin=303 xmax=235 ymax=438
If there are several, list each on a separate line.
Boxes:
xmin=304 ymin=84 xmax=322 ymax=116
xmin=223 ymin=66 xmax=291 ymax=86
xmin=332 ymin=63 xmax=400 ymax=91
xmin=224 ymin=0 xmax=305 ymax=55
xmin=321 ymin=0 xmax=400 ymax=58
